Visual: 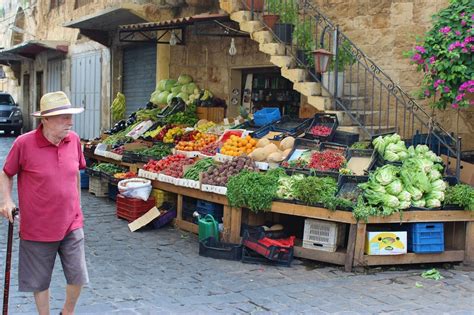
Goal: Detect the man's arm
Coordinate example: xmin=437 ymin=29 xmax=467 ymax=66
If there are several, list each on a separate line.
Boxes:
xmin=77 ymin=171 xmax=81 ymax=206
xmin=0 ymin=171 xmax=16 ymax=222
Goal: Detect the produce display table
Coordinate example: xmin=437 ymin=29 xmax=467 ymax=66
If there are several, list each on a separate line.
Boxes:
xmin=85 ymin=152 xmax=474 ymax=272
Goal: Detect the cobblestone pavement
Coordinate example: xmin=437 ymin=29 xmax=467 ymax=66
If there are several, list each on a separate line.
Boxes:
xmin=0 ymin=135 xmax=473 ymax=314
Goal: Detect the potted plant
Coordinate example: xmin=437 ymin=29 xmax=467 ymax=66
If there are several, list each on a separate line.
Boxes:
xmin=321 ymin=39 xmax=356 ymax=97
xmin=245 ymin=0 xmax=264 ymax=12
xmin=293 ymin=19 xmax=315 ymax=67
xmin=262 ymin=0 xmax=280 ymax=30
xmin=274 ymin=0 xmax=297 ymax=44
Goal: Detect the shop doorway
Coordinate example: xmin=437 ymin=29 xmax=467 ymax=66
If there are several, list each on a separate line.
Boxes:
xmin=22 ymin=73 xmax=31 ymax=131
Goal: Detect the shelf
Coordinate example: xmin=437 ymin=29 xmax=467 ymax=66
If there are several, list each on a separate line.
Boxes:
xmin=359 ymin=250 xmax=465 ymax=266
xmin=271 ymin=201 xmax=356 ymax=224
xmin=294 ymin=246 xmax=347 ymax=265
xmin=152 ymin=181 xmax=229 ymax=205
xmin=366 ymin=210 xmax=473 ymax=223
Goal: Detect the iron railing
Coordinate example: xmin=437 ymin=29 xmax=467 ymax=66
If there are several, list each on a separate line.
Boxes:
xmin=240 ymin=0 xmax=461 ymax=178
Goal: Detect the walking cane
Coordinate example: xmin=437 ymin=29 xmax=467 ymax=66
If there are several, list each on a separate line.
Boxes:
xmin=3 ymin=208 xmax=18 ymax=315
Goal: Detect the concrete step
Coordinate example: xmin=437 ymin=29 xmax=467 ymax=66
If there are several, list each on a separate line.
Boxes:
xmin=293 ymin=82 xmax=321 ymax=97
xmin=280 ymin=67 xmax=306 ymax=83
xmin=230 ymin=11 xmax=253 ymax=23
xmin=337 ymin=125 xmax=397 ymax=140
xmin=240 ymin=20 xmax=264 ymax=33
xmin=325 ymin=110 xmax=380 ymax=126
xmin=251 ymin=30 xmax=274 ymax=44
xmin=306 ymin=96 xmax=331 ymax=111
xmin=269 ymin=55 xmax=294 ymax=68
xmin=260 ymin=42 xmax=286 ymax=56
xmin=219 ymin=0 xmax=242 ymax=14
xmin=324 ymin=96 xmax=372 ymax=110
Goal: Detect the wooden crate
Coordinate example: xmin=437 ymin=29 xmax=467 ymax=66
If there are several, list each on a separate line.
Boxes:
xmin=196 ymin=107 xmax=225 ymax=123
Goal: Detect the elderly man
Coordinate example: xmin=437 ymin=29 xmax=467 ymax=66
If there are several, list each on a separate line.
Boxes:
xmin=0 ymin=91 xmax=88 ymax=315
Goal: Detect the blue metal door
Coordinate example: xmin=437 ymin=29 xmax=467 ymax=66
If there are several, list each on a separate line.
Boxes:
xmin=71 ymin=51 xmax=101 ymax=140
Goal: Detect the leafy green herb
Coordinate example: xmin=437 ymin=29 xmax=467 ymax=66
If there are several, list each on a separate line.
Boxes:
xmin=226 ymin=171 xmax=280 ymax=213
xmin=444 ymin=184 xmax=474 ymax=211
xmin=421 ymin=268 xmax=443 ymax=281
xmin=293 ymin=176 xmax=338 ymax=206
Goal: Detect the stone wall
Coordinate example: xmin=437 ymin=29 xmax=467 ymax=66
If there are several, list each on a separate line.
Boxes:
xmin=312 ymin=0 xmax=473 ymax=149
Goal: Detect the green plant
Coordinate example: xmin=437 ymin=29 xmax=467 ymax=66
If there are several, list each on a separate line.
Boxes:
xmin=329 ymin=39 xmax=356 ymax=72
xmin=265 ymin=0 xmax=280 ymax=14
xmin=293 ymin=19 xmax=315 ymax=51
xmin=404 ymin=0 xmax=473 ymax=109
xmin=278 ymin=0 xmax=298 ymax=25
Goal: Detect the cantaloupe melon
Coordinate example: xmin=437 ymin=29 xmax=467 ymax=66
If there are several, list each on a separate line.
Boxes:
xmin=281 ymin=148 xmax=292 ymax=159
xmin=267 ymin=151 xmax=284 ymax=163
xmin=256 ymin=138 xmax=270 ymax=148
xmin=249 ymin=147 xmax=266 ymax=161
xmin=262 ymin=143 xmax=279 ymax=156
xmin=280 ymin=136 xmax=295 ymax=151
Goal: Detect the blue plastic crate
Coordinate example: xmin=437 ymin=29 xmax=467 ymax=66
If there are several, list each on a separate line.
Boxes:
xmin=80 ymin=170 xmax=89 ymax=189
xmin=408 ymin=223 xmax=444 ymax=253
xmin=150 ymin=209 xmax=176 ymax=229
xmin=253 ymin=107 xmax=281 ymax=127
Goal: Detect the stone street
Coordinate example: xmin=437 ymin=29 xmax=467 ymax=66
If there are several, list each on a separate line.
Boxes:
xmin=0 ymin=135 xmax=473 ymax=314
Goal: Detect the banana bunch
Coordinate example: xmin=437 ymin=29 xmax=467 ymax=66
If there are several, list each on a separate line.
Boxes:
xmin=111 ymin=92 xmax=126 ymax=122
xmin=200 ymin=89 xmax=213 ymax=101
xmin=136 ymin=108 xmax=161 ymax=122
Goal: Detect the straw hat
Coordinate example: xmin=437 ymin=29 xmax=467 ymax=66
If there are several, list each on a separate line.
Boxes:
xmin=32 ymin=91 xmax=84 ymax=117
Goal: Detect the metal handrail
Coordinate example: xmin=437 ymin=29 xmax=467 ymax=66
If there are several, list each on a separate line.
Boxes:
xmin=239 ymin=0 xmax=461 ymax=178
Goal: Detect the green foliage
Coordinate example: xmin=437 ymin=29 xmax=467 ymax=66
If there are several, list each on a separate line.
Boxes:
xmin=278 ymin=0 xmax=298 ymax=25
xmin=404 ymin=0 xmax=473 ymax=109
xmin=444 ymin=184 xmax=474 ymax=210
xmin=330 ymin=39 xmax=356 ymax=71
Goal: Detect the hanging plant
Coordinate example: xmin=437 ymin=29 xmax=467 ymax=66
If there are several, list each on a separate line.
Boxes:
xmin=404 ymin=0 xmax=473 ymax=110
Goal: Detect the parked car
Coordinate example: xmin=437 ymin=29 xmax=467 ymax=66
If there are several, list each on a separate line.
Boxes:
xmin=0 ymin=92 xmax=23 ymax=135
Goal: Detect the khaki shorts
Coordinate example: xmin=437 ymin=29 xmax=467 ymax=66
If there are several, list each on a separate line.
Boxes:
xmin=18 ymin=228 xmax=89 ymax=292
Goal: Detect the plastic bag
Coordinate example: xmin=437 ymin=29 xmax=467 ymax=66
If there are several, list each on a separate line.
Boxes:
xmin=118 ymin=178 xmax=152 ymax=201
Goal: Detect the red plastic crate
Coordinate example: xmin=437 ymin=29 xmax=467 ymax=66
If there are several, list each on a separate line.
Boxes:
xmin=116 ymin=194 xmax=155 ymax=222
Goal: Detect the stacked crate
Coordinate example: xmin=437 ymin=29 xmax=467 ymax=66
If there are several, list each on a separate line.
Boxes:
xmin=302 ymin=218 xmax=346 ymax=252
xmin=88 ymin=177 xmax=108 ymax=197
xmin=408 ymin=223 xmax=444 ymax=253
xmin=116 ymin=194 xmax=156 ymax=222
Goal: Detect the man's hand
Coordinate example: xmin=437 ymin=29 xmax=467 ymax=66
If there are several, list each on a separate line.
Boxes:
xmin=0 ymin=202 xmax=17 ymax=223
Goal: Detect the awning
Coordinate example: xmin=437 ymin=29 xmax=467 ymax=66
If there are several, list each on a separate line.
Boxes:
xmin=0 ymin=40 xmax=69 ymax=62
xmin=118 ymin=13 xmax=247 ymax=45
xmin=63 ymin=7 xmax=148 ymax=46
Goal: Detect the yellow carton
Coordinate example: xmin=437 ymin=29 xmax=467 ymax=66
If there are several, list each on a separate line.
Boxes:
xmin=365 ymin=231 xmax=407 ymax=255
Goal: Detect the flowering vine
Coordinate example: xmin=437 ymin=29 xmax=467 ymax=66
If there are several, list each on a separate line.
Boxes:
xmin=405 ymin=0 xmax=473 ymax=109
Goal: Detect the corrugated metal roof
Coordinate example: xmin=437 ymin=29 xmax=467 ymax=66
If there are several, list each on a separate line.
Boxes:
xmin=0 ymin=40 xmax=69 ymax=60
xmin=119 ymin=13 xmax=229 ymax=31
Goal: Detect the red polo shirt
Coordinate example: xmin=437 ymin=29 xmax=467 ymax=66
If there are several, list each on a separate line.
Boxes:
xmin=3 ymin=124 xmax=86 ymax=242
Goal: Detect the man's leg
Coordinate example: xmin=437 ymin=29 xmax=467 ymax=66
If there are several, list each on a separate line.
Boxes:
xmin=58 ymin=229 xmax=89 ymax=315
xmin=34 ymin=289 xmax=50 ymax=315
xmin=61 ymin=284 xmax=82 ymax=315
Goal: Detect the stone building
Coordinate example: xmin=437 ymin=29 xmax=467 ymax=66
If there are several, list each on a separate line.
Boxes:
xmin=0 ymin=0 xmax=471 ymax=149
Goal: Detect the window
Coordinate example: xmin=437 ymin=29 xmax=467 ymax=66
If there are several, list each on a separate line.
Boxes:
xmin=74 ymin=0 xmax=94 ymax=9
xmin=0 ymin=67 xmax=5 ymax=79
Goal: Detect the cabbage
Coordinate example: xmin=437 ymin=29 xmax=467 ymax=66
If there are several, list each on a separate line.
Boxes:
xmin=412 ymin=199 xmax=426 ymax=207
xmin=428 ymin=169 xmax=442 ymax=181
xmin=386 ymin=142 xmax=406 ymax=154
xmin=157 ymin=79 xmax=177 ymax=91
xmin=176 ymin=92 xmax=189 ymax=101
xmin=399 ymin=201 xmax=411 ymax=209
xmin=423 ymin=151 xmax=442 ymax=163
xmin=400 ymin=159 xmax=431 ymax=193
xmin=156 ymin=91 xmax=170 ymax=104
xmin=431 ymin=179 xmax=447 ymax=192
xmin=374 ymin=165 xmax=399 ymax=185
xmin=182 ymin=83 xmax=197 ymax=95
xmin=149 ymin=90 xmax=161 ymax=105
xmin=177 ymin=74 xmax=193 ymax=85
xmin=398 ymin=151 xmax=409 ymax=161
xmin=398 ymin=190 xmax=411 ymax=201
xmin=415 ymin=144 xmax=430 ymax=154
xmin=425 ymin=198 xmax=441 ymax=208
xmin=382 ymin=194 xmax=400 ymax=208
xmin=386 ymin=179 xmax=403 ymax=195
xmin=407 ymin=145 xmax=416 ymax=157
xmin=171 ymin=85 xmax=183 ymax=94
xmin=419 ymin=159 xmax=434 ymax=173
xmin=384 ymin=151 xmax=400 ymax=162
xmin=406 ymin=184 xmax=423 ymax=200
xmin=425 ymin=191 xmax=445 ymax=202
xmin=373 ymin=136 xmax=385 ymax=154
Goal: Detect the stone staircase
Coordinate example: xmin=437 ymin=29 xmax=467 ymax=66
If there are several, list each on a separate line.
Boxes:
xmin=220 ymin=1 xmax=394 ymax=139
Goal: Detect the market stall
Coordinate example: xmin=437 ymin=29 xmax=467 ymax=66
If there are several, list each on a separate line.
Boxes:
xmin=82 ymin=75 xmax=474 ymax=271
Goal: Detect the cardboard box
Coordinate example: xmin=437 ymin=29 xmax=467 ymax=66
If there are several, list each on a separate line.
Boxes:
xmin=441 ymin=155 xmax=474 ymax=185
xmin=365 ymin=231 xmax=407 ymax=255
